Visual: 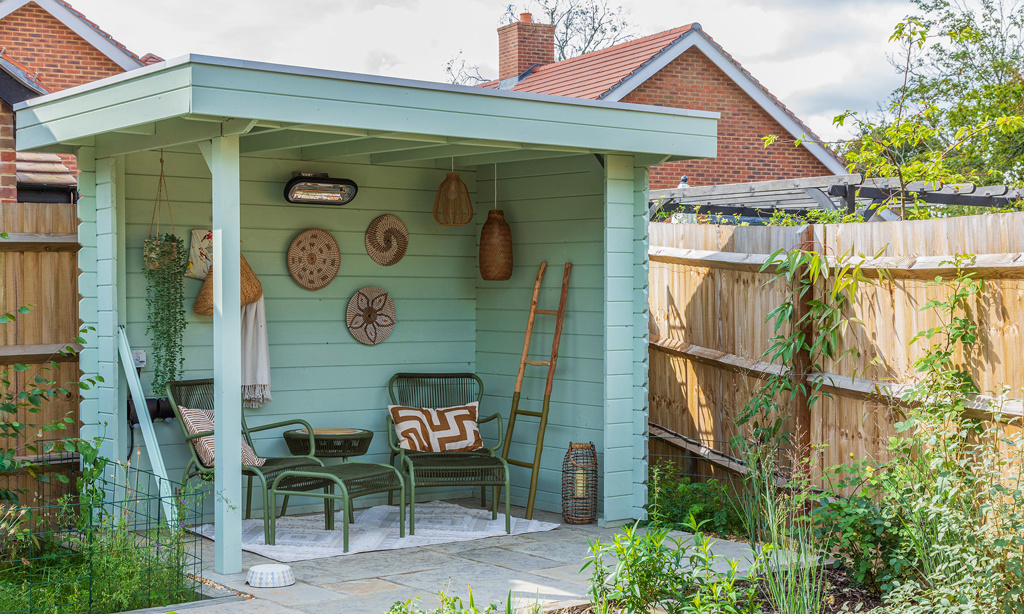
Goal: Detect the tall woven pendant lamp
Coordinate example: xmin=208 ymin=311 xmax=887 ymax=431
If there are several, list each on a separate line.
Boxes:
xmin=479 ymin=163 xmax=512 ymax=280
xmin=433 ymin=160 xmax=474 ymax=226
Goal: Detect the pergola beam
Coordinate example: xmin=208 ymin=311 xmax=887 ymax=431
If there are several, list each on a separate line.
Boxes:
xmin=95 ymin=117 xmax=259 ymax=158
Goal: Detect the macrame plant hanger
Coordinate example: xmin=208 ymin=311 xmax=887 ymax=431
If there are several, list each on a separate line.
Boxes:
xmin=143 ymin=150 xmax=179 ymax=270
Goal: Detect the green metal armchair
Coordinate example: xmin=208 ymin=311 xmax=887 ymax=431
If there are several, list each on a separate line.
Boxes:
xmin=386 ymin=372 xmax=511 ymax=534
xmin=167 ymin=378 xmax=326 ymax=542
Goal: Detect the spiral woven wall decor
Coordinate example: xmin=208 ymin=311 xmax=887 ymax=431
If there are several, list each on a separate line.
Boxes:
xmin=365 ymin=214 xmax=408 ymax=266
xmin=346 ymin=286 xmax=396 ymax=345
xmin=287 ymin=228 xmax=341 ymax=290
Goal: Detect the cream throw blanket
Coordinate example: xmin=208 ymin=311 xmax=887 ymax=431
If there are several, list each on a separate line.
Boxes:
xmin=241 ymin=296 xmax=272 ymax=408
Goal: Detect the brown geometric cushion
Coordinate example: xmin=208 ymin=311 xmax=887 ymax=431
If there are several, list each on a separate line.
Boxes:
xmin=178 ymin=406 xmax=266 ymax=467
xmin=388 ymin=402 xmax=483 ymax=452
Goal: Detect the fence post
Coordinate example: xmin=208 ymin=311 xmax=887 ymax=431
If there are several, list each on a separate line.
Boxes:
xmin=790 ymin=225 xmax=816 ymax=465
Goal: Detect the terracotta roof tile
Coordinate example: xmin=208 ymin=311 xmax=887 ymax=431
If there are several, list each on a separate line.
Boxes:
xmin=16 ymin=152 xmax=77 ymax=186
xmin=481 ymin=25 xmax=692 ymax=99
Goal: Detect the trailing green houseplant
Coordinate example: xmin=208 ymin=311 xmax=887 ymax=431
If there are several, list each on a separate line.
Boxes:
xmin=143 ymin=233 xmax=187 ymax=397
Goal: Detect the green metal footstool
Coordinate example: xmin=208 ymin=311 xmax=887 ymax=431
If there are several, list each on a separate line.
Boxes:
xmin=268 ymin=462 xmax=405 ymax=552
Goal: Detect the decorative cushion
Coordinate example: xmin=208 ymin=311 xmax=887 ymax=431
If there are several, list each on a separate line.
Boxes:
xmin=178 ymin=406 xmax=266 ymax=467
xmin=185 ymin=229 xmax=213 ymax=280
xmin=388 ymin=402 xmax=483 ymax=452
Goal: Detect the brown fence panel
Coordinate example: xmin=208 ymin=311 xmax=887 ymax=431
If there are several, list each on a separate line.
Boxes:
xmin=0 ymin=200 xmax=81 ymax=504
xmin=648 ymin=212 xmax=1024 ymax=486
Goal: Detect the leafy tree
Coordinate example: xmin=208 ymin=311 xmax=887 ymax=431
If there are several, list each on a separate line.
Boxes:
xmin=900 ymin=0 xmax=1024 ymax=184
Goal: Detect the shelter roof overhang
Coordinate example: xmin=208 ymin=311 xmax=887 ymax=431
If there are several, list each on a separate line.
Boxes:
xmin=14 ymin=54 xmax=719 ymax=168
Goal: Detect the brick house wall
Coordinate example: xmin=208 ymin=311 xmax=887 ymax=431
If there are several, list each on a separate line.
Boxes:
xmin=622 ymin=48 xmax=833 ymax=189
xmin=498 ymin=15 xmax=556 ymax=80
xmin=0 ymin=2 xmax=126 ymax=92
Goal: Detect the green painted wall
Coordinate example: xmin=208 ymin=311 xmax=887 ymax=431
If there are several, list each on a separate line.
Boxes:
xmin=119 ymin=148 xmax=478 ymax=514
xmin=82 ymin=148 xmax=648 ymax=522
xmin=475 ymin=155 xmax=608 ymax=517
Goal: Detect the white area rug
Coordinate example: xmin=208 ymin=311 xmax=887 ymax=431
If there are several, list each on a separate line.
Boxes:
xmin=195 ymin=500 xmax=559 ymax=562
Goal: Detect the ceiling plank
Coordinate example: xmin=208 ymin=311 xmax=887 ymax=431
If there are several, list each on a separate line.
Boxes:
xmin=371 ymin=142 xmax=521 ymax=165
xmin=301 ymin=136 xmax=451 ymax=161
xmin=450 ymin=149 xmax=583 ymax=167
xmin=95 ymin=118 xmax=258 ymax=158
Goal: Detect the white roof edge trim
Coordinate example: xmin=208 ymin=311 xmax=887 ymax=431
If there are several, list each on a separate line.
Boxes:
xmin=15 ymin=53 xmax=720 ymax=120
xmin=0 ymin=0 xmax=142 ymax=70
xmin=603 ymin=30 xmax=846 ymax=174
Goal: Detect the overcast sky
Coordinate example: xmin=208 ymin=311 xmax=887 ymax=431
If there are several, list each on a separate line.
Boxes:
xmin=70 ymin=0 xmax=915 ymax=141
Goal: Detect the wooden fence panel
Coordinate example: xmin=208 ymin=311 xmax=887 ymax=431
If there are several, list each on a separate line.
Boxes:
xmin=649 ymin=211 xmax=1024 ymax=484
xmin=0 ymin=201 xmax=81 ymax=500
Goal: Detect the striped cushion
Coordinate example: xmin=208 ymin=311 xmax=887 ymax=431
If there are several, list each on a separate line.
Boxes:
xmin=389 ymin=402 xmax=483 ymax=452
xmin=179 ymin=406 xmax=266 ymax=467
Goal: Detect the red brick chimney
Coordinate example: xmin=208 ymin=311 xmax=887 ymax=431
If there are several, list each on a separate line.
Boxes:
xmin=497 ymin=13 xmax=555 ymax=81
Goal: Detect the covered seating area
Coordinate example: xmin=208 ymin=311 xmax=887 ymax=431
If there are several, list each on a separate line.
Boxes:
xmin=14 ymin=54 xmax=718 ymax=573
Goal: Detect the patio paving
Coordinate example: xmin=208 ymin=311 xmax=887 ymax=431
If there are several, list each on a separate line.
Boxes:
xmin=177 ymin=498 xmax=755 ymax=614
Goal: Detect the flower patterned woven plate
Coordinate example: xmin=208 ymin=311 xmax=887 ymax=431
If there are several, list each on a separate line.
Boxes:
xmin=287 ymin=228 xmax=340 ymax=290
xmin=346 ymin=286 xmax=396 ymax=345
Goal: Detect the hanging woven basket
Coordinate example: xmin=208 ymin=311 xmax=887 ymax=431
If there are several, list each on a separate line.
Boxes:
xmin=433 ymin=173 xmax=474 ymax=226
xmin=288 ymin=228 xmax=341 ymax=290
xmin=479 ymin=209 xmax=513 ymax=280
xmin=193 ymin=254 xmax=263 ymax=316
xmin=346 ymin=286 xmax=396 ymax=345
xmin=365 ymin=214 xmax=408 ymax=266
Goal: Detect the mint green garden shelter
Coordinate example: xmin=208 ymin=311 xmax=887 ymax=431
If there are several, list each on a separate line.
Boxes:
xmin=14 ymin=54 xmax=717 ymax=573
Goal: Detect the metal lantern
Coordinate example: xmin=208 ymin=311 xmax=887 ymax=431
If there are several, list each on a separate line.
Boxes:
xmin=562 ymin=442 xmax=597 ymax=524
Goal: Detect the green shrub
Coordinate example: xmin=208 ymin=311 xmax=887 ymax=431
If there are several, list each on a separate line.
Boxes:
xmin=582 ymin=517 xmax=759 ymax=614
xmin=648 ymin=464 xmax=745 ymax=537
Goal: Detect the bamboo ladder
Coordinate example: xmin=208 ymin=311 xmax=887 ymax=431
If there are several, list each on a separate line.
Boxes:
xmin=500 ymin=261 xmax=571 ymax=519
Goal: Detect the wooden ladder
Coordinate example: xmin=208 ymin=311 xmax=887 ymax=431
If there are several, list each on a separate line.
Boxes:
xmin=501 ymin=261 xmax=571 ymax=519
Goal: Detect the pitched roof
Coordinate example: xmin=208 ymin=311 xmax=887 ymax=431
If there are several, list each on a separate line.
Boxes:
xmin=0 ymin=48 xmax=49 ymax=101
xmin=15 ymin=152 xmax=76 ymax=186
xmin=481 ymin=24 xmax=845 ymax=173
xmin=481 ymin=25 xmax=693 ymax=99
xmin=0 ymin=0 xmax=146 ymax=70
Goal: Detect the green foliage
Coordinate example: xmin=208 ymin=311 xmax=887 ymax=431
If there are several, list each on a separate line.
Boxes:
xmin=765 ymin=209 xmax=865 ymax=227
xmin=142 ymin=233 xmax=188 ymax=397
xmin=386 ymin=586 xmax=536 ymax=614
xmin=648 ymin=463 xmax=745 ymax=537
xmin=0 ymin=464 xmax=200 ymax=614
xmin=816 ymin=258 xmax=1024 ymax=612
xmin=582 ymin=519 xmax=759 ymax=614
xmin=835 ymin=14 xmax=1024 ymax=218
xmin=0 ymin=307 xmax=102 ymax=504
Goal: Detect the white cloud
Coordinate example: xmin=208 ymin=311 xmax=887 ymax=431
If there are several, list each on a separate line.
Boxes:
xmin=70 ymin=0 xmax=914 ymax=140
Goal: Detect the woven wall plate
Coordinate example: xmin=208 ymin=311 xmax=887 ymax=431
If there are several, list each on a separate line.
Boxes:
xmin=365 ymin=214 xmax=408 ymax=266
xmin=346 ymin=286 xmax=396 ymax=345
xmin=288 ymin=229 xmax=340 ymax=290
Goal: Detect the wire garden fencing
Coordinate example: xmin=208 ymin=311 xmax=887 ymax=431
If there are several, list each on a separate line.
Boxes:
xmin=0 ymin=447 xmax=204 ymax=614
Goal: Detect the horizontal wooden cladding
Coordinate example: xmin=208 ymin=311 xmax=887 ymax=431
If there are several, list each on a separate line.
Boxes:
xmin=649 ymin=338 xmax=1022 ymax=419
xmin=649 ymin=245 xmax=1024 ymax=278
xmin=0 ymin=232 xmax=80 ymax=252
xmin=0 ymin=343 xmax=83 ymax=364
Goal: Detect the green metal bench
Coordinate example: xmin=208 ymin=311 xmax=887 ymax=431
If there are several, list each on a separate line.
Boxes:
xmin=386 ymin=372 xmax=511 ymax=534
xmin=167 ymin=378 xmax=326 ymax=543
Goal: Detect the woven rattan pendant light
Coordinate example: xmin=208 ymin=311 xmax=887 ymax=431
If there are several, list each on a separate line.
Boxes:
xmin=433 ymin=159 xmax=474 ymax=226
xmin=479 ymin=164 xmax=512 ymax=280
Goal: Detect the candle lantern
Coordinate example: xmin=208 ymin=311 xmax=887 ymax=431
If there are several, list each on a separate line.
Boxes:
xmin=561 ymin=442 xmax=597 ymax=524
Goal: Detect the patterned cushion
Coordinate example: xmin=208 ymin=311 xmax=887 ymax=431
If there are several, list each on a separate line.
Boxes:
xmin=388 ymin=402 xmax=483 ymax=452
xmin=178 ymin=406 xmax=266 ymax=467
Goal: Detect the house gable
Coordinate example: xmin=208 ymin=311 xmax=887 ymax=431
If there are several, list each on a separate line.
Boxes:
xmin=0 ymin=0 xmax=135 ymax=91
xmin=623 ymin=46 xmax=834 ymax=189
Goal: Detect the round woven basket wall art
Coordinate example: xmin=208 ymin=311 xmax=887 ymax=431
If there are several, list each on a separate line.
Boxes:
xmin=346 ymin=286 xmax=396 ymax=345
xmin=287 ymin=229 xmax=340 ymax=290
xmin=365 ymin=214 xmax=408 ymax=266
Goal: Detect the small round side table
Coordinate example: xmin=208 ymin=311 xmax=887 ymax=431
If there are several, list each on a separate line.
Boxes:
xmin=283 ymin=428 xmax=373 ymax=460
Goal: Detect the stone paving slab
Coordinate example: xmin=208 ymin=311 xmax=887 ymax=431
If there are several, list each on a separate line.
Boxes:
xmin=157 ymin=498 xmax=754 ymax=614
